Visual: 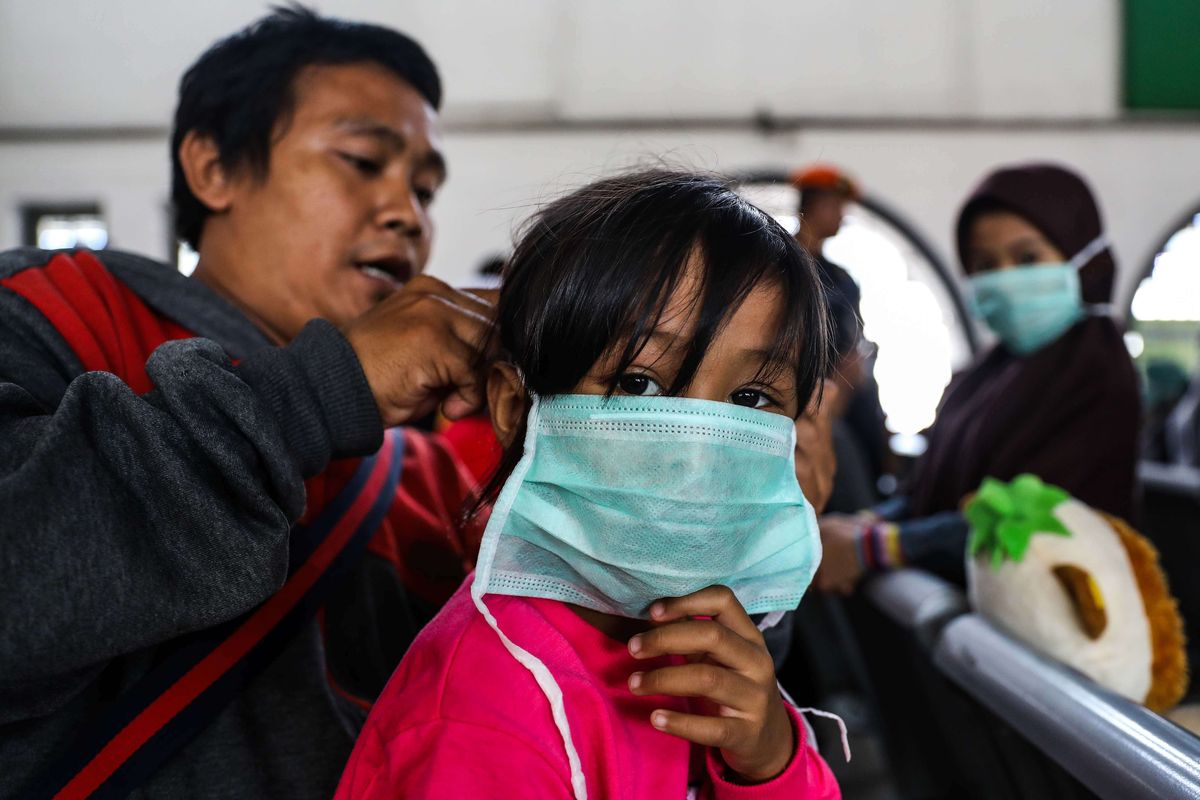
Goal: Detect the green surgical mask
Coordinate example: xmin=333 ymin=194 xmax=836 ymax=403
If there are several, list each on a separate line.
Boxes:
xmin=473 ymin=393 xmax=820 ymax=619
xmin=968 ymin=235 xmax=1108 ymax=355
xmin=469 ymin=393 xmax=826 ymax=799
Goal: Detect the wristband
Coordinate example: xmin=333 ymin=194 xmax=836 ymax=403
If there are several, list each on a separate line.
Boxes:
xmin=856 ymin=521 xmax=904 ymax=572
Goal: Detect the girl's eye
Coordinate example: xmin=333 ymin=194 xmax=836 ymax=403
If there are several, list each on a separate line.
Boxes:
xmin=731 ymin=388 xmax=772 ymax=409
xmin=339 ymin=152 xmax=383 ymax=176
xmin=1018 ymin=251 xmax=1043 ymax=265
xmin=616 ymin=373 xmax=663 ymax=396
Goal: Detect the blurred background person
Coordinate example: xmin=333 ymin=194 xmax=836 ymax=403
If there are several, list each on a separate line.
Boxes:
xmin=794 ymin=165 xmax=888 ymax=512
xmin=816 ymin=163 xmax=1141 ymax=593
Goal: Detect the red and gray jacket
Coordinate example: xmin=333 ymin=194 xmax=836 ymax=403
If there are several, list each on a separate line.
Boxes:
xmin=0 ymin=247 xmax=481 ymax=799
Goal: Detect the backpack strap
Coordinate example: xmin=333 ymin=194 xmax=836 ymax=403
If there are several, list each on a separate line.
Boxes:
xmin=34 ymin=429 xmax=405 ymax=800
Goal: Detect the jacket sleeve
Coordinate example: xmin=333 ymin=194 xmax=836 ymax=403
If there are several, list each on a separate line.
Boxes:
xmin=0 ymin=281 xmax=382 ymax=703
xmin=895 ymin=512 xmax=971 ymax=583
xmin=706 ymin=705 xmax=841 ymax=799
xmin=334 ymin=718 xmax=572 ymax=799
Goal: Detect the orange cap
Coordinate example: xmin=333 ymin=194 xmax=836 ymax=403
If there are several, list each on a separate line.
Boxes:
xmin=790 ymin=164 xmax=862 ymax=200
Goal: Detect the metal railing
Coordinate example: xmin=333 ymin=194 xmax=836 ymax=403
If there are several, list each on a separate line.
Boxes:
xmin=1140 ymin=460 xmax=1200 ymax=501
xmin=863 ymin=569 xmax=1200 ymax=800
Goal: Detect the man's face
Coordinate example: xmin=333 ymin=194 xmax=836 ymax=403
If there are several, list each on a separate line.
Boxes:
xmin=207 ymin=61 xmax=445 ymax=339
xmin=803 ymin=192 xmax=848 ymax=242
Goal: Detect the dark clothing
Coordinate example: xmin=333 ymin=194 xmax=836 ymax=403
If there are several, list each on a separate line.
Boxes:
xmin=811 ymin=252 xmax=888 ymax=488
xmin=889 ymin=315 xmax=1141 ymax=584
xmin=812 ymin=253 xmax=862 ymax=360
xmin=906 ymin=315 xmax=1140 ymax=521
xmin=0 ymin=249 xmax=479 ymax=799
xmin=873 ymin=495 xmax=971 ymax=584
xmin=842 ymin=370 xmax=887 ymax=488
xmin=885 ymin=164 xmax=1140 ymax=580
xmin=825 ymin=420 xmax=878 ymax=515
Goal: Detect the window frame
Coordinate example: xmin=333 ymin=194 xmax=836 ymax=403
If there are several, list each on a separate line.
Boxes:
xmin=731 ymin=170 xmax=981 ymax=355
xmin=20 ymin=202 xmax=106 ymax=249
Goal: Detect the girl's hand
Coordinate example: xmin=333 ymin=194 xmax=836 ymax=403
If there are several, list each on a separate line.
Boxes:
xmin=626 ymin=586 xmax=794 ymax=783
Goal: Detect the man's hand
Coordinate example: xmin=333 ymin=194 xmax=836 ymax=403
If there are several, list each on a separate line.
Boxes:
xmin=627 ymin=586 xmax=794 ymax=783
xmin=795 ymin=380 xmax=838 ymax=515
xmin=344 ymin=276 xmax=498 ymax=428
xmin=815 ymin=514 xmax=866 ymax=595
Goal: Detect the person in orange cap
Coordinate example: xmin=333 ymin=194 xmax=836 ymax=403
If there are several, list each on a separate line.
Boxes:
xmin=792 ymin=165 xmax=887 ymax=512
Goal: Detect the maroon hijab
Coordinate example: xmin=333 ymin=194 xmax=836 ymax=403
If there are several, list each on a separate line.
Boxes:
xmin=905 ymin=163 xmax=1140 ymax=520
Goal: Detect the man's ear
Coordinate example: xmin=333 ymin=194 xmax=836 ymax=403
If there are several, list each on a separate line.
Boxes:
xmin=177 ymin=130 xmax=237 ymax=214
xmin=487 ymin=362 xmax=528 ymax=448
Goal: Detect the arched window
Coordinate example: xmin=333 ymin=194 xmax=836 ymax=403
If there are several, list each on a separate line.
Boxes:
xmin=734 ymin=173 xmax=977 ymax=447
xmin=22 ymin=203 xmax=108 ymax=250
xmin=1127 ymin=207 xmax=1200 ymax=462
xmin=1128 ymin=208 xmax=1200 ymax=370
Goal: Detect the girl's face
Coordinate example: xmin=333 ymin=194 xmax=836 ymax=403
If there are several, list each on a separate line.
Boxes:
xmin=965 ymin=210 xmax=1066 ymax=274
xmin=570 ymin=259 xmax=800 ymax=418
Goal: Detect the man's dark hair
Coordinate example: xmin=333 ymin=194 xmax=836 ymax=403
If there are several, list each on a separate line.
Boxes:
xmin=170 ymin=5 xmax=441 ymax=250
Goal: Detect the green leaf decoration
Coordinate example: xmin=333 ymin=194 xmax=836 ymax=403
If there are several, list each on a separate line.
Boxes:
xmin=966 ymin=474 xmax=1072 ymax=568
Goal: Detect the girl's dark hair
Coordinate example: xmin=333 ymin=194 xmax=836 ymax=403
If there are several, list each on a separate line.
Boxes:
xmin=170 ymin=4 xmax=441 ymax=250
xmin=474 ymin=169 xmax=832 ymax=509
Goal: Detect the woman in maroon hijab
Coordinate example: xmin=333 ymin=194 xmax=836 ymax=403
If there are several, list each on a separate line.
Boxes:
xmin=816 ymin=163 xmax=1141 ymax=592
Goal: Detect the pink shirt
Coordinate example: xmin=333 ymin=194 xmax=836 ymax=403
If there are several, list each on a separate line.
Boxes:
xmin=336 ymin=581 xmax=840 ymax=799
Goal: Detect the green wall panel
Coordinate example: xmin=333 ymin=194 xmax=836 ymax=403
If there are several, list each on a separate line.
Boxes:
xmin=1125 ymin=0 xmax=1200 ymax=110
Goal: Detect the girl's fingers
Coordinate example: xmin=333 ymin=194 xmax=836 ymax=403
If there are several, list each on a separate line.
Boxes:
xmin=648 ymin=585 xmax=763 ymax=644
xmin=649 ymin=708 xmax=743 ymax=750
xmin=629 ymin=662 xmax=760 ymax=712
xmin=629 ymin=620 xmax=768 ymax=678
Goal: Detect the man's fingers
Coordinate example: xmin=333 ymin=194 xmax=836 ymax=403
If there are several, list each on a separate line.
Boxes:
xmin=441 ymin=383 xmax=486 ymax=420
xmin=458 ymin=287 xmax=499 ymax=308
xmin=381 ymin=331 xmax=484 ymax=425
xmin=406 ymin=275 xmax=496 ymax=318
xmin=425 ymin=292 xmax=492 ymax=329
xmin=432 ymin=334 xmax=489 ymax=417
xmin=648 ymin=709 xmax=741 ymax=750
xmin=630 ymin=662 xmax=759 ymax=711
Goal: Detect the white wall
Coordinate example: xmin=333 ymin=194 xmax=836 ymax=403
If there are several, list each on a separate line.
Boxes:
xmin=3 ymin=124 xmax=1198 ymax=312
xmin=1 ymin=0 xmax=1191 ymax=311
xmin=0 ymin=0 xmax=1118 ymax=127
xmin=399 ymin=124 xmax=1200 ymax=306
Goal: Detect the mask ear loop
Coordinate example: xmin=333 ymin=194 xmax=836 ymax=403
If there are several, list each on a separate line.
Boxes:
xmin=759 ymin=603 xmax=850 ymax=763
xmin=470 ymin=393 xmax=589 ymax=800
xmin=756 ymin=611 xmax=788 ymax=631
xmin=776 ymin=681 xmax=853 ymax=764
xmin=1067 ymin=234 xmax=1109 ymax=272
xmin=1068 ymin=234 xmax=1114 ymax=318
